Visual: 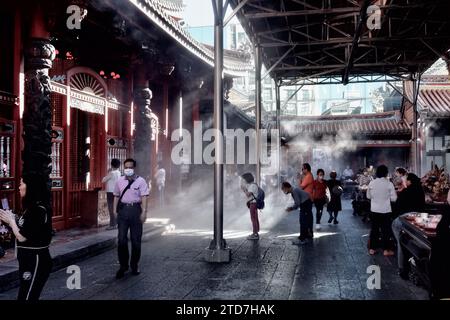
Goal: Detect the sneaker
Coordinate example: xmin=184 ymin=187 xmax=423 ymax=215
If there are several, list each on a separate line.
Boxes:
xmin=383 ymin=250 xmax=395 ymax=256
xmin=316 ymin=224 xmax=321 ymax=230
xmin=292 ymin=239 xmax=308 ymax=245
xmin=247 ymin=233 xmax=259 ymax=240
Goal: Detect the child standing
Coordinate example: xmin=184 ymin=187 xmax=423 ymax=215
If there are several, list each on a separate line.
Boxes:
xmin=240 ymin=173 xmax=260 ymax=240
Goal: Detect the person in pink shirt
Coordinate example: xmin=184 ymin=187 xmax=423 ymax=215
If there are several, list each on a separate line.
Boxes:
xmin=113 ymin=158 xmax=149 ymax=279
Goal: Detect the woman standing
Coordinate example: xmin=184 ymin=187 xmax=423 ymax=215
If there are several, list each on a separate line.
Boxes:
xmin=240 ymin=173 xmax=260 ymax=240
xmin=391 ymin=173 xmax=425 ymax=279
xmin=0 ymin=178 xmax=52 ymax=300
xmin=312 ymin=169 xmax=327 ymax=230
xmin=366 ymin=165 xmax=397 ymax=256
xmin=394 ymin=173 xmax=425 ymax=216
xmin=326 ymin=171 xmax=343 ymax=224
xmin=393 ymin=167 xmax=408 ymax=193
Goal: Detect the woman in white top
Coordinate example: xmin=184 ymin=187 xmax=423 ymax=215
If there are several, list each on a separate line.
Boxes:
xmin=240 ymin=173 xmax=260 ymax=240
xmin=102 ymin=159 xmax=121 ymax=229
xmin=366 ymin=165 xmax=397 ymax=256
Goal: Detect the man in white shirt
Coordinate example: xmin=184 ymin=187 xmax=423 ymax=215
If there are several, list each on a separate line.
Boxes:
xmin=342 ymin=165 xmax=354 ymax=179
xmin=102 ymin=159 xmax=121 ymax=229
xmin=366 ymin=165 xmax=397 ymax=256
xmin=154 ymin=164 xmax=166 ymax=208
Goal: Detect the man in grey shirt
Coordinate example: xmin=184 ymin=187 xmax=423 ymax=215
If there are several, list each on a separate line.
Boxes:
xmin=282 ymin=181 xmax=314 ymax=245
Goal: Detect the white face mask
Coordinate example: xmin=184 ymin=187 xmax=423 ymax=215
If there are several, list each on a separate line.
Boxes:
xmin=124 ymin=168 xmax=134 ymax=177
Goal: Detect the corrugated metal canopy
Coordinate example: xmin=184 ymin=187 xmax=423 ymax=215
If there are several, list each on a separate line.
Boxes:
xmin=229 ymin=0 xmax=450 ymax=85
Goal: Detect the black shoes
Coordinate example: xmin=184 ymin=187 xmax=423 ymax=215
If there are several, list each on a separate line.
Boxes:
xmin=131 ymin=269 xmax=140 ymax=276
xmin=333 ymin=219 xmax=339 ymax=224
xmin=328 ymin=217 xmax=333 ymax=223
xmin=116 ymin=268 xmax=128 ymax=279
xmin=399 ymin=268 xmax=409 ymax=280
xmin=116 ymin=267 xmax=140 ymax=278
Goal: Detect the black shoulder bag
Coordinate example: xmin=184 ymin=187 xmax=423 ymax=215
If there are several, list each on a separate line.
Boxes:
xmin=116 ymin=179 xmax=134 ymax=212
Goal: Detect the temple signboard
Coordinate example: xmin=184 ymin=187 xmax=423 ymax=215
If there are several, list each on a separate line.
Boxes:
xmin=70 ymin=96 xmax=104 ymax=115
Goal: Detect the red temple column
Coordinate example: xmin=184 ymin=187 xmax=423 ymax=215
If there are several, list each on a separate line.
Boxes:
xmin=23 ymin=1 xmax=55 ymax=212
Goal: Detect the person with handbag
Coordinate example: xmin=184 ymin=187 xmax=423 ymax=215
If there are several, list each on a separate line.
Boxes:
xmin=113 ymin=158 xmax=149 ymax=279
xmin=326 ymin=171 xmax=343 ymax=224
xmin=240 ymin=173 xmax=260 ymax=240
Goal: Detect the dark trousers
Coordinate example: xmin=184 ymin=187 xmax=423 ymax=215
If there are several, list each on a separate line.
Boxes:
xmin=329 ymin=210 xmax=339 ymax=221
xmin=299 ymin=199 xmax=314 ymax=240
xmin=17 ymin=248 xmax=52 ymax=301
xmin=314 ymin=198 xmax=326 ymax=224
xmin=106 ymin=192 xmax=116 ymax=226
xmin=117 ymin=204 xmax=143 ymax=270
xmin=369 ymin=212 xmax=394 ymax=250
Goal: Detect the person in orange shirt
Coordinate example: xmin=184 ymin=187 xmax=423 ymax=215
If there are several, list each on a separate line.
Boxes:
xmin=299 ymin=163 xmax=314 ymax=199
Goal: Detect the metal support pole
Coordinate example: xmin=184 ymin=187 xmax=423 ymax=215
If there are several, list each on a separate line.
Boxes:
xmin=205 ymin=0 xmax=230 ymax=263
xmin=255 ymin=44 xmax=262 ymax=186
xmin=275 ymin=78 xmax=281 ymax=187
xmin=412 ymin=73 xmax=422 ymax=175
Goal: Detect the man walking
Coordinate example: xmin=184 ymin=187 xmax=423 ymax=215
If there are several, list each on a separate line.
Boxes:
xmin=102 ymin=158 xmax=121 ymax=230
xmin=114 ymin=158 xmax=149 ymax=278
xmin=282 ymin=181 xmax=314 ymax=245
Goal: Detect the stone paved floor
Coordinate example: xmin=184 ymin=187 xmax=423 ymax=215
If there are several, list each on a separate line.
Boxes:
xmin=0 ymin=199 xmax=429 ymax=300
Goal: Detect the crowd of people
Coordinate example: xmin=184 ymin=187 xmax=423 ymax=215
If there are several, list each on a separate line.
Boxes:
xmin=240 ymin=163 xmax=450 ymax=298
xmin=1 ymin=157 xmax=449 ymax=300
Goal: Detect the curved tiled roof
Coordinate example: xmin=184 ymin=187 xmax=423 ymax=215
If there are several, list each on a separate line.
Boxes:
xmin=128 ymin=0 xmax=252 ymax=77
xmin=153 ymin=0 xmax=183 ymax=13
xmin=418 ymin=86 xmax=450 ymax=118
xmin=280 ymin=111 xmax=411 ymax=137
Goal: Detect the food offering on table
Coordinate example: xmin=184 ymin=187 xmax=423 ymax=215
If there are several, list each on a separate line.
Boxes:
xmin=404 ymin=212 xmax=442 ymax=233
xmin=421 ymin=165 xmax=450 ymax=203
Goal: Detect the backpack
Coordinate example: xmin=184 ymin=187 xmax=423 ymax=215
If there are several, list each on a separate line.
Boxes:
xmin=253 ymin=183 xmax=265 ymax=209
xmin=332 ymin=185 xmax=343 ymax=196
